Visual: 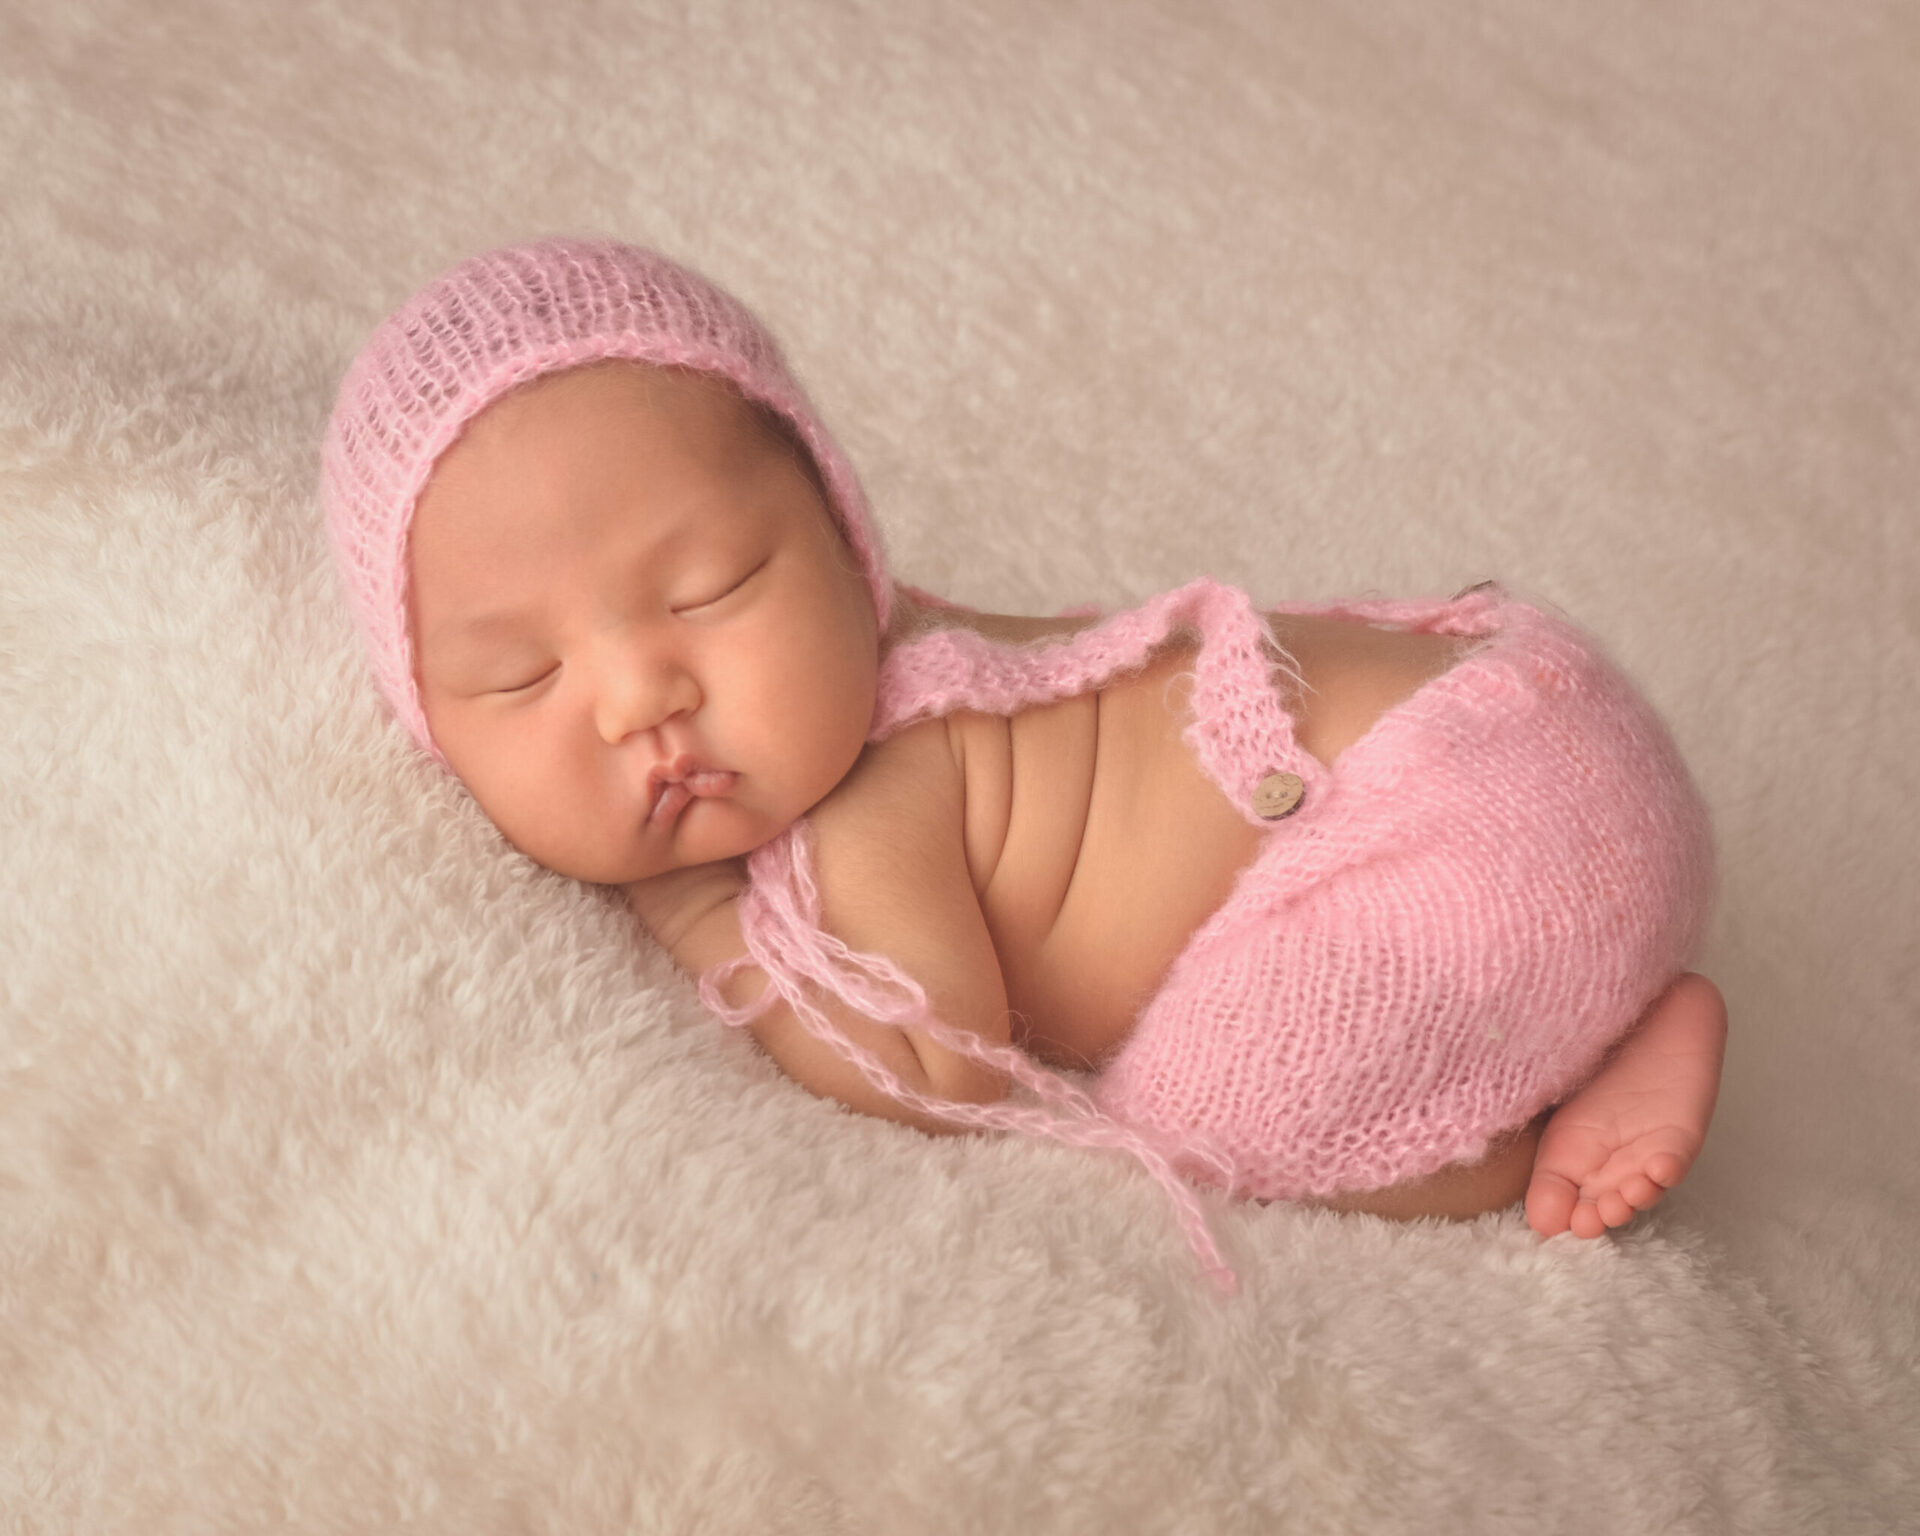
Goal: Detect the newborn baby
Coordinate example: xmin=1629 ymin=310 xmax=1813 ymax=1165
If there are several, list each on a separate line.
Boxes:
xmin=323 ymin=239 xmax=1727 ymax=1290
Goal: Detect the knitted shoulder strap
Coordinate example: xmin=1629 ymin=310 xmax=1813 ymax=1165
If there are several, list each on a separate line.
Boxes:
xmin=870 ymin=576 xmax=1307 ymax=757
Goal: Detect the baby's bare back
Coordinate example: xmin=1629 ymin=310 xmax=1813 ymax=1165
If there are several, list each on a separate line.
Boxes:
xmin=654 ymin=603 xmax=1475 ymax=1132
xmin=835 ymin=607 xmax=1479 ymax=1072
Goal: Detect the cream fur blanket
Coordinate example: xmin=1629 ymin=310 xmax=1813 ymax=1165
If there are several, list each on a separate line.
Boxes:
xmin=3 ymin=2 xmax=1916 ymax=1531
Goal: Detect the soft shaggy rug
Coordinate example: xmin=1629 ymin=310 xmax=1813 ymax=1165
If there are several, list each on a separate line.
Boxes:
xmin=3 ymin=2 xmax=1917 ymax=1531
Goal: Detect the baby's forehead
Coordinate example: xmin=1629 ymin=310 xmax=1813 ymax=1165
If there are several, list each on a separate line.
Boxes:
xmin=416 ymin=361 xmax=830 ymax=551
xmin=457 ymin=359 xmax=828 ymax=510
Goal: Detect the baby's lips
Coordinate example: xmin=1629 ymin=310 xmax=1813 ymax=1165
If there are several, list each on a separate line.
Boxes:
xmin=648 ymin=780 xmax=693 ymax=826
xmin=646 ymin=767 xmax=740 ymax=826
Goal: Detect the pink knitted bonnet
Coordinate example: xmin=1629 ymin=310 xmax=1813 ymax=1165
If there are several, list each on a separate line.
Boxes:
xmin=320 ymin=237 xmax=893 ymax=762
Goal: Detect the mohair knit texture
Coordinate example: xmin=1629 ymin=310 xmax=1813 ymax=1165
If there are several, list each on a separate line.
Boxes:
xmin=319 ymin=238 xmax=893 ymax=764
xmin=320 ymin=238 xmax=1716 ymax=1292
xmin=704 ymin=577 xmax=1717 ymax=1290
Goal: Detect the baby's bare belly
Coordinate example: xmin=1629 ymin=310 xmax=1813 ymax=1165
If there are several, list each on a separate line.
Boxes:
xmin=943 ymin=610 xmax=1476 ymax=1071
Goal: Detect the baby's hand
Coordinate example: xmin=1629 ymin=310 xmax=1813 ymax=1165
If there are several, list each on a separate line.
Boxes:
xmin=1525 ymin=973 xmax=1728 ymax=1239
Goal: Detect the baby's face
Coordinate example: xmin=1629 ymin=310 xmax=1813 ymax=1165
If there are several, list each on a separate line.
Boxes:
xmin=409 ymin=361 xmax=880 ymax=886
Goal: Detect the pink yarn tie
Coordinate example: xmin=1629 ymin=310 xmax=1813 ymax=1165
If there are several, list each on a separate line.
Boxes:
xmin=697 ymin=821 xmax=1241 ymax=1296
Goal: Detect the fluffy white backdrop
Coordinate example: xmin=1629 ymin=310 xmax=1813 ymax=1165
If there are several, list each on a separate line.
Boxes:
xmin=3 ymin=2 xmax=1916 ymax=1531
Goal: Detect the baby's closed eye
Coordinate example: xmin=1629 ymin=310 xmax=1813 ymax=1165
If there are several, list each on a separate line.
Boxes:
xmin=672 ymin=556 xmax=768 ymax=615
xmin=492 ymin=665 xmax=559 ymax=695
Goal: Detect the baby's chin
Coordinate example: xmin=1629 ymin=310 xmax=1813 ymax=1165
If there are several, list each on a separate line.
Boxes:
xmin=533 ymin=803 xmax=787 ymax=888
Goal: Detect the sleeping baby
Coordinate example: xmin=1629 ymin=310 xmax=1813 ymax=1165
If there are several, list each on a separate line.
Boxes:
xmin=321 ymin=239 xmax=1727 ymax=1291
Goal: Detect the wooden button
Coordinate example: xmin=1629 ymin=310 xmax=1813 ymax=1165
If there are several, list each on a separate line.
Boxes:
xmin=1252 ymin=770 xmax=1305 ymax=820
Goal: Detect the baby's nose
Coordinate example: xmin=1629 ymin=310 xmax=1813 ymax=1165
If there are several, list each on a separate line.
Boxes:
xmin=594 ymin=657 xmax=701 ymax=745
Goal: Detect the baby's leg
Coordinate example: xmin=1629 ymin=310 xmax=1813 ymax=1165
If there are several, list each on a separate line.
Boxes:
xmin=1524 ymin=972 xmax=1728 ymax=1238
xmin=1304 ymin=973 xmax=1726 ymax=1230
xmin=1306 ymin=1112 xmax=1549 ymax=1222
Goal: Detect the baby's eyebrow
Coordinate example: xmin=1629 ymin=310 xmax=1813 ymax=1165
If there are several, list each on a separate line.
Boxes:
xmin=428 ymin=608 xmax=540 ymax=649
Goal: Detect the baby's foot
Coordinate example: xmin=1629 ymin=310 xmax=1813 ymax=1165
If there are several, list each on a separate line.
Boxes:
xmin=1525 ymin=973 xmax=1728 ymax=1239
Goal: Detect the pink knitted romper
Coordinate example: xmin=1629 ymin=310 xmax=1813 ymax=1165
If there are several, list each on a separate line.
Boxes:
xmin=324 ymin=239 xmax=1716 ymax=1295
xmin=703 ymin=578 xmax=1716 ymax=1289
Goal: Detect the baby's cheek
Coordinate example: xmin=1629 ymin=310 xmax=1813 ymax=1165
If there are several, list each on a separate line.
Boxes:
xmin=468 ymin=722 xmax=577 ymax=851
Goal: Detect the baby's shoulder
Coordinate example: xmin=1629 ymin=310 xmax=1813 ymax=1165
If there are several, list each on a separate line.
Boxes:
xmin=808 ymin=715 xmax=969 ymax=877
xmin=794 ymin=717 xmax=1007 ymax=1027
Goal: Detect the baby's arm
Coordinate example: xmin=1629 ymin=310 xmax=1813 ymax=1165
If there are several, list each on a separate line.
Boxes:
xmin=636 ymin=720 xmax=1014 ymax=1133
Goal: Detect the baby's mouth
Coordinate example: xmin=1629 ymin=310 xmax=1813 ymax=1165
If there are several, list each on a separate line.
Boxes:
xmin=647 ymin=756 xmax=740 ymax=826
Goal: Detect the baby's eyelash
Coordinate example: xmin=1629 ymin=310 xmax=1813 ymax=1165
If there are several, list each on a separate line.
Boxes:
xmin=495 ymin=666 xmax=558 ymax=695
xmin=676 ymin=559 xmax=766 ymax=613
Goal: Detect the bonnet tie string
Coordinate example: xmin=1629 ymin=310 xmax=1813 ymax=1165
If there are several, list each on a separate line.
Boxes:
xmin=697 ymin=821 xmax=1240 ymax=1295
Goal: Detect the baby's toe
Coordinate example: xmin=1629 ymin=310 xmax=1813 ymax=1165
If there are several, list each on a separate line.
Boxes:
xmin=1568 ymin=1200 xmax=1608 ymax=1239
xmin=1595 ymin=1189 xmax=1636 ymax=1228
xmin=1526 ymin=1170 xmax=1579 ymax=1238
xmin=1620 ymin=1172 xmax=1667 ymax=1211
xmin=1645 ymin=1150 xmax=1686 ymax=1189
